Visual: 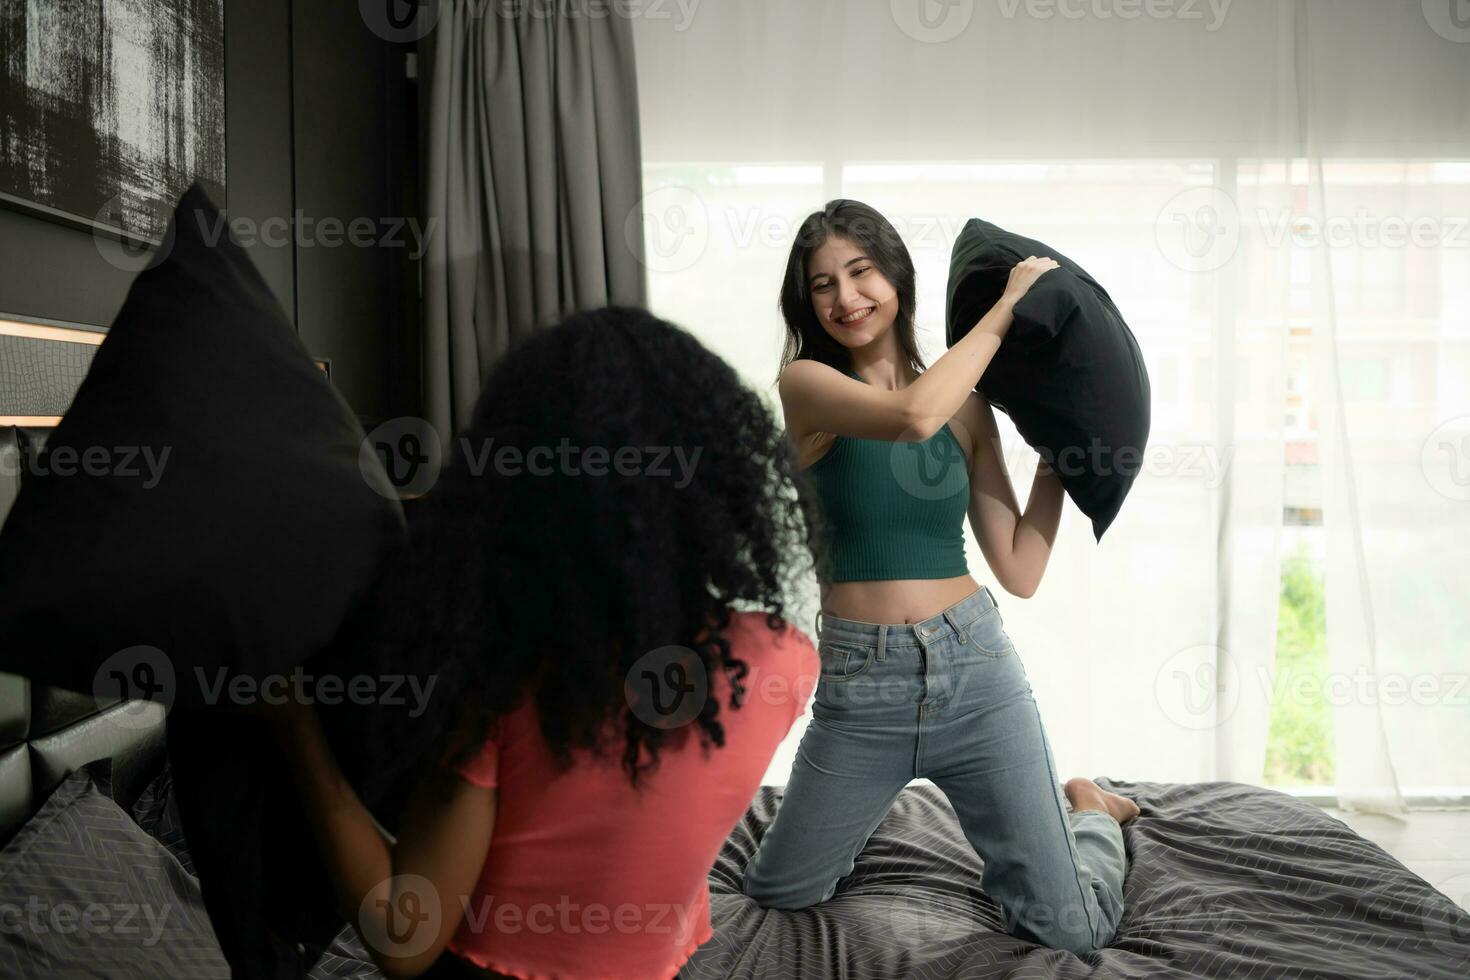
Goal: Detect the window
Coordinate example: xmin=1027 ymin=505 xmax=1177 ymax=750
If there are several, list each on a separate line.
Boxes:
xmin=639 ymin=156 xmax=1469 ymax=791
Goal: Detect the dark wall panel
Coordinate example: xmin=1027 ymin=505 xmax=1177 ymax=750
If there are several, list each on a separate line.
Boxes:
xmin=0 ymin=205 xmax=133 ymax=328
xmin=0 ymin=0 xmax=295 ymax=326
xmin=0 ymin=0 xmax=417 ymax=423
xmin=291 ymin=1 xmax=414 ymax=426
xmin=222 ymin=0 xmax=297 ymax=320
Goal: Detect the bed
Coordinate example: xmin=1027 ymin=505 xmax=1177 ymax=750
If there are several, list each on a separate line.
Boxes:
xmin=683 ymin=779 xmax=1470 ymax=978
xmin=190 ymin=776 xmax=1470 ymax=978
xmin=94 ymin=769 xmax=1470 ymax=979
xmin=2 ymin=420 xmax=1466 ymax=977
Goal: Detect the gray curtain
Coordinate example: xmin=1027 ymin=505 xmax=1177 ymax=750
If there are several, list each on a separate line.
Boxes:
xmin=423 ymin=0 xmax=648 ymax=438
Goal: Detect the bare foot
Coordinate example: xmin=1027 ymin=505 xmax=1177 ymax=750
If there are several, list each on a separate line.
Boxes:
xmin=1064 ymin=777 xmax=1140 ymax=825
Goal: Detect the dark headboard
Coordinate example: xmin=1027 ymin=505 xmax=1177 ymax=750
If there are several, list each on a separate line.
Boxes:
xmin=0 ymin=425 xmax=168 ymax=846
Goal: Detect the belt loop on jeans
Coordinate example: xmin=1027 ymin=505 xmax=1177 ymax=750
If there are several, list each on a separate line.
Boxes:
xmin=876 ymin=624 xmax=887 ymax=661
xmin=942 ymin=608 xmax=969 ymax=646
xmin=814 ymin=609 xmax=824 ymax=638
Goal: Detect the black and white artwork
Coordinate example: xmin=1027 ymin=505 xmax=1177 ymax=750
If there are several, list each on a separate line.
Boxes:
xmin=0 ymin=0 xmax=226 ymax=243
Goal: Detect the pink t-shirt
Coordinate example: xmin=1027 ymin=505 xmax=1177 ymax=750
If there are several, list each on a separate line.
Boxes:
xmin=448 ymin=611 xmax=818 ymax=980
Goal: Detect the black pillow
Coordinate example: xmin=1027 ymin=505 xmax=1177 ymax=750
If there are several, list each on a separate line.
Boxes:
xmin=0 ymin=182 xmax=406 ymax=708
xmin=945 ymin=218 xmax=1150 ymax=542
xmin=0 ymin=760 xmax=229 ymax=977
xmin=130 ymin=761 xmax=195 ymax=877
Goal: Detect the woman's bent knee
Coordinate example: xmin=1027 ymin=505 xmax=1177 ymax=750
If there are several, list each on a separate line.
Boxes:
xmin=1011 ymin=898 xmax=1113 ymax=955
xmin=1020 ymin=917 xmax=1111 ymax=955
xmin=741 ymin=862 xmax=836 ymax=910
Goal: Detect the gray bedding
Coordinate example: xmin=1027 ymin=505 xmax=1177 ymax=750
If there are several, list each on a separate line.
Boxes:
xmin=682 ymin=779 xmax=1470 ymax=979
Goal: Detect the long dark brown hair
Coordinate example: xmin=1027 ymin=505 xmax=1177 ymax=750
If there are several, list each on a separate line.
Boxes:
xmin=777 ymin=199 xmax=926 ymax=381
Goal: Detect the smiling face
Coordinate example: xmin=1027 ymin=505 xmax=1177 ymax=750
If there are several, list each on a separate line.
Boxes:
xmin=806 ymin=235 xmax=900 ymax=351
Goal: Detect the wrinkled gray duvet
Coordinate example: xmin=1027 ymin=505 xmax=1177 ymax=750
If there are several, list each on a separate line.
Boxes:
xmin=682 ymin=779 xmax=1470 ymax=979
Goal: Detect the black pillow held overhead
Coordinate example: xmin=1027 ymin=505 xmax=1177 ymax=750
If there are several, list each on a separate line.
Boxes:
xmin=945 ymin=218 xmax=1150 ymax=542
xmin=0 ymin=182 xmax=405 ymax=705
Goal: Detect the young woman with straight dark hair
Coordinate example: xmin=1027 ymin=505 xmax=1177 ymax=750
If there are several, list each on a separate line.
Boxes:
xmin=745 ymin=199 xmax=1139 ymax=955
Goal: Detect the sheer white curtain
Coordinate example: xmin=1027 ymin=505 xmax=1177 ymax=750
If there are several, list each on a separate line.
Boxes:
xmin=630 ymin=0 xmax=1470 ymax=805
xmin=1292 ymin=3 xmax=1470 ymax=811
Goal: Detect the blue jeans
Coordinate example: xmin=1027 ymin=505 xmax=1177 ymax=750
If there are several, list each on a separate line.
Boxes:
xmin=742 ymin=586 xmax=1127 ymax=954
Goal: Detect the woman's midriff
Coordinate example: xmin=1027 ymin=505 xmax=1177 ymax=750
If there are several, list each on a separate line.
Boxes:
xmin=820 ymin=574 xmax=984 ymax=625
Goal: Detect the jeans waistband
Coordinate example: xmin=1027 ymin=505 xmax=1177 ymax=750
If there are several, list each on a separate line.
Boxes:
xmin=813 ymin=586 xmax=1000 ymax=656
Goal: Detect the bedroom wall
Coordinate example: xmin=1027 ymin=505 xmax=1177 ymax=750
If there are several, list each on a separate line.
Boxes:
xmin=0 ymin=0 xmax=420 ymax=426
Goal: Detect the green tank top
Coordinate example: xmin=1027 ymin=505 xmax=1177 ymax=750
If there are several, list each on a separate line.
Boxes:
xmin=804 ymin=367 xmax=971 ymax=582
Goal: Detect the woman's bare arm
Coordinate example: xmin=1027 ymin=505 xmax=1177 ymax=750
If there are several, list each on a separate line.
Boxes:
xmin=960 ymin=392 xmax=1065 ymax=598
xmin=779 ymin=257 xmax=1058 ymax=443
xmin=267 ymin=702 xmax=495 ymax=979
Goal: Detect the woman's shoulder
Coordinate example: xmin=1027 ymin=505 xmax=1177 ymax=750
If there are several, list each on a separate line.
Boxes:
xmin=726 ymin=610 xmax=819 ymax=669
xmin=721 ymin=612 xmax=819 ymax=726
xmin=776 ymin=358 xmax=854 ymax=407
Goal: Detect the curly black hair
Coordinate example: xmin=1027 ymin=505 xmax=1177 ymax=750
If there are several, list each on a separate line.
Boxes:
xmin=360 ymin=307 xmax=825 ymax=800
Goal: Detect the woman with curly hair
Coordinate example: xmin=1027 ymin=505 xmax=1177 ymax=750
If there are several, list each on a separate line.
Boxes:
xmin=262 ymin=307 xmax=822 ymax=979
xmin=741 ymin=200 xmax=1138 ymax=954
